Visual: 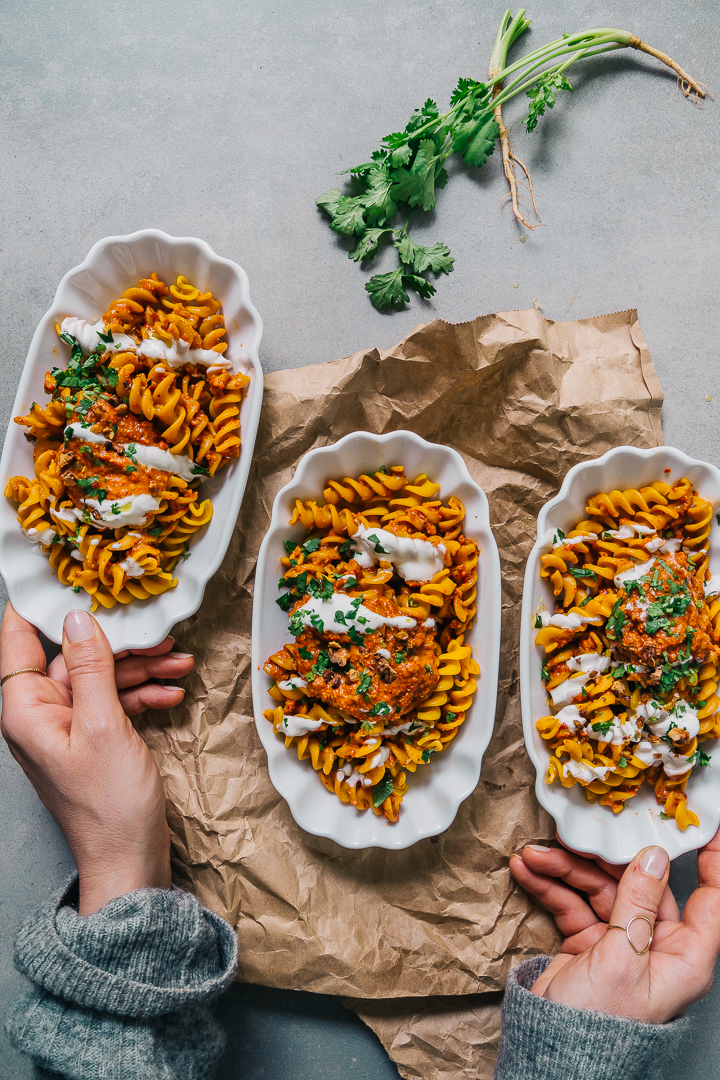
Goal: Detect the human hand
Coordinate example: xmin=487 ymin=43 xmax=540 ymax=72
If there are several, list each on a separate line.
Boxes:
xmin=0 ymin=604 xmax=191 ymax=915
xmin=510 ymin=830 xmax=720 ymax=1024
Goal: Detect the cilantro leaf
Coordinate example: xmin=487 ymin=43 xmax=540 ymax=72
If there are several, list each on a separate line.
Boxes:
xmin=452 ymin=109 xmax=498 ymax=168
xmin=524 ymin=72 xmax=573 ymax=133
xmin=349 ymin=228 xmax=393 ymax=263
xmin=421 ymin=748 xmax=436 ymax=764
xmin=694 ymin=748 xmax=711 ymax=767
xmin=365 ymin=269 xmax=411 ymax=312
xmin=303 ymin=537 xmax=321 ymax=554
xmin=369 ymin=701 xmax=391 ymax=717
xmin=372 ymin=774 xmax=395 ymax=807
xmin=276 ymin=592 xmax=295 ymax=612
xmin=329 ymin=196 xmax=368 ymax=237
xmin=348 ymin=626 xmax=364 ymax=647
xmin=298 ymin=646 xmax=313 ymax=659
xmin=355 ymin=672 xmax=373 ymax=697
xmin=395 ymin=236 xmax=454 ymax=276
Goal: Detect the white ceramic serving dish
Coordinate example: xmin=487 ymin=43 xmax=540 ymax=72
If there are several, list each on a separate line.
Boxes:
xmin=0 ymin=229 xmax=263 ymax=651
xmin=521 ymin=444 xmax=720 ymax=864
xmin=251 ymin=430 xmax=502 ymax=850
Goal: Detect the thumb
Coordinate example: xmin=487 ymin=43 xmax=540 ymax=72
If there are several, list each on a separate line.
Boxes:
xmin=605 ymin=846 xmax=670 ymax=953
xmin=62 ymin=610 xmax=124 ymax=730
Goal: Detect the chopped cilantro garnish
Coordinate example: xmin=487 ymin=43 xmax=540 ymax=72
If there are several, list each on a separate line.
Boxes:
xmin=110 ymin=503 xmax=121 ymax=516
xmin=303 ymin=537 xmax=321 ymax=554
xmin=694 ymin=748 xmax=711 ymax=767
xmin=394 ymin=651 xmax=406 ymax=664
xmin=541 ymin=663 xmax=549 ymax=680
xmin=372 ymin=774 xmax=395 ymax=807
xmin=366 ymin=533 xmax=389 ymax=554
xmin=284 ymin=540 xmax=299 ymax=555
xmin=618 ymin=756 xmax=628 ymax=768
xmin=341 ymin=576 xmax=358 ymax=589
xmin=552 ymin=528 xmax=566 ymax=544
xmin=659 ymin=811 xmax=670 ymax=820
xmin=191 ymin=463 xmax=210 ymax=476
xmin=534 ymin=614 xmax=543 ymax=628
xmin=421 ymin=748 xmax=436 ymax=764
xmin=72 ymin=585 xmax=81 ymax=593
xmin=369 ymin=701 xmax=391 ymax=717
xmin=591 ymin=718 xmax=614 ymax=736
xmin=307 ymin=576 xmax=334 ymax=600
xmin=308 ymin=651 xmax=330 ymax=681
xmin=298 ymin=646 xmax=313 ymax=659
xmin=569 ymin=567 xmax=597 ymax=579
xmin=308 ymin=612 xmax=325 ymax=634
xmin=348 ymin=626 xmax=364 ymax=647
xmin=355 ymin=672 xmax=373 ymax=697
xmin=276 ymin=592 xmax=295 ymax=612
xmin=338 ymin=539 xmax=356 ymax=560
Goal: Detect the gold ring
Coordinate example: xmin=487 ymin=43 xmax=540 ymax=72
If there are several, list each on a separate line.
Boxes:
xmin=606 ymin=915 xmax=654 ymax=956
xmin=0 ymin=667 xmax=46 ymax=687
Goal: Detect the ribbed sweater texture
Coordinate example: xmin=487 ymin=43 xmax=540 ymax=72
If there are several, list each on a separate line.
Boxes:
xmin=6 ymin=876 xmax=238 ymax=1080
xmin=6 ymin=883 xmax=688 ymax=1080
xmin=493 ymin=956 xmax=687 ymax=1080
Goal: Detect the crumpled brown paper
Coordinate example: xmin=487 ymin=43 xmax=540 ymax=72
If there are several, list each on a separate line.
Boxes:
xmin=138 ymin=307 xmax=663 ymax=1077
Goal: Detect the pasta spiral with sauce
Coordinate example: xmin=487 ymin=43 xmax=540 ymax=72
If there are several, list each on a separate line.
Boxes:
xmin=6 ymin=273 xmax=251 ymax=611
xmin=263 ymin=465 xmax=481 ymax=822
xmin=534 ymin=477 xmax=720 ymax=829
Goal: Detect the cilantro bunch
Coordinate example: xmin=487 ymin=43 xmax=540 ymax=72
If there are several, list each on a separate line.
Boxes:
xmin=317 ymin=10 xmax=705 ymax=311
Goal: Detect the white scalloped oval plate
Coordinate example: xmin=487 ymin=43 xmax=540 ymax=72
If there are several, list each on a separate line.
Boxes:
xmin=251 ymin=430 xmax=502 ymax=849
xmin=0 ymin=229 xmax=263 ymax=651
xmin=521 ymin=444 xmax=720 ymax=863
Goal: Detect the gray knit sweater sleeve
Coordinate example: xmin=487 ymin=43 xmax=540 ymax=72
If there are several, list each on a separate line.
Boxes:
xmin=6 ymin=876 xmax=238 ymax=1080
xmin=493 ymin=956 xmax=687 ymax=1080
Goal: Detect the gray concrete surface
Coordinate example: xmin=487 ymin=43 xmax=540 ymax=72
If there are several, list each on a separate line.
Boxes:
xmin=0 ymin=0 xmax=718 ymax=1076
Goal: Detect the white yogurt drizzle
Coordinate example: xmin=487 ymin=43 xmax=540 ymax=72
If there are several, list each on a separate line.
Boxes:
xmin=705 ymin=574 xmax=720 ymax=598
xmin=64 ymin=423 xmax=108 ymax=445
xmin=350 ymin=525 xmax=446 ymax=582
xmin=552 ymin=533 xmax=597 ymax=549
xmin=59 ymin=317 xmax=232 ymax=370
xmin=562 ymin=759 xmax=611 ymax=782
xmin=336 ymin=765 xmax=373 ymax=788
xmin=72 ymin=492 xmax=161 ymax=528
xmin=137 ymin=335 xmax=232 ymax=371
xmin=118 ymin=556 xmax=146 ymax=578
xmin=60 ymin=317 xmax=137 ymax=354
xmin=282 ymin=713 xmax=325 ymax=738
xmin=295 ymin=594 xmax=416 ymax=636
xmin=117 ymin=443 xmax=199 ymax=482
xmin=538 ymin=611 xmax=603 ymax=629
xmin=22 ymin=525 xmax=56 ymax=546
xmin=278 ymin=677 xmax=308 ymax=691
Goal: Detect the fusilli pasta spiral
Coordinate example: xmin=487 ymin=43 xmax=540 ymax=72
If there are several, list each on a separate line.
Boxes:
xmin=263 ymin=465 xmax=481 ymax=822
xmin=7 ymin=274 xmax=251 ymax=610
xmin=534 ymin=477 xmax=720 ymax=829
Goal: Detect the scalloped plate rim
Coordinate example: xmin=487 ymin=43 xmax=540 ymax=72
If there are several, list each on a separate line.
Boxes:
xmin=251 ymin=429 xmax=502 ymax=850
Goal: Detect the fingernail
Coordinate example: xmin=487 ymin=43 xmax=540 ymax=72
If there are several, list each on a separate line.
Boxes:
xmin=527 ymin=844 xmax=552 ymax=852
xmin=64 ymin=609 xmax=95 ymax=643
xmin=169 ymin=652 xmax=193 ymax=659
xmin=509 ymin=853 xmax=524 ymax=862
xmin=640 ymin=846 xmax=669 ymax=880
xmin=163 ymin=685 xmax=185 ymax=693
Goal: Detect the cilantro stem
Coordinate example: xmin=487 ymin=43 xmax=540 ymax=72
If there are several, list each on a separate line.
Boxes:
xmin=317 ymin=10 xmax=706 ymax=311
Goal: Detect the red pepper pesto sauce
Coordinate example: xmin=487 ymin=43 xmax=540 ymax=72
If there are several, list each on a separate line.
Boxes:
xmin=614 ymin=551 xmax=715 ymax=670
xmin=57 ymin=399 xmax=172 ymax=515
xmin=267 ymin=592 xmax=439 ymax=722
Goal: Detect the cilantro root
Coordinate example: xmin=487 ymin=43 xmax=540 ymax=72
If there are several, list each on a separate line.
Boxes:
xmin=317 ymin=8 xmax=707 ymax=310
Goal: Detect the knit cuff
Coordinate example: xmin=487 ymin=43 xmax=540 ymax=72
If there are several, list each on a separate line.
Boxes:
xmin=493 ymin=956 xmax=687 ymax=1080
xmin=13 ymin=875 xmax=238 ymax=1018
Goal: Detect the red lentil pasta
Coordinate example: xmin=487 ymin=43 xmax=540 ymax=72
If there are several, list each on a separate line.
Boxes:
xmin=6 ymin=273 xmax=250 ymax=611
xmin=263 ymin=464 xmax=481 ymax=822
xmin=534 ymin=476 xmax=720 ymax=830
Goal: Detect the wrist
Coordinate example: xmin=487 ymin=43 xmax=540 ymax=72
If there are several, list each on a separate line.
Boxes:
xmin=75 ymin=828 xmax=172 ymax=915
